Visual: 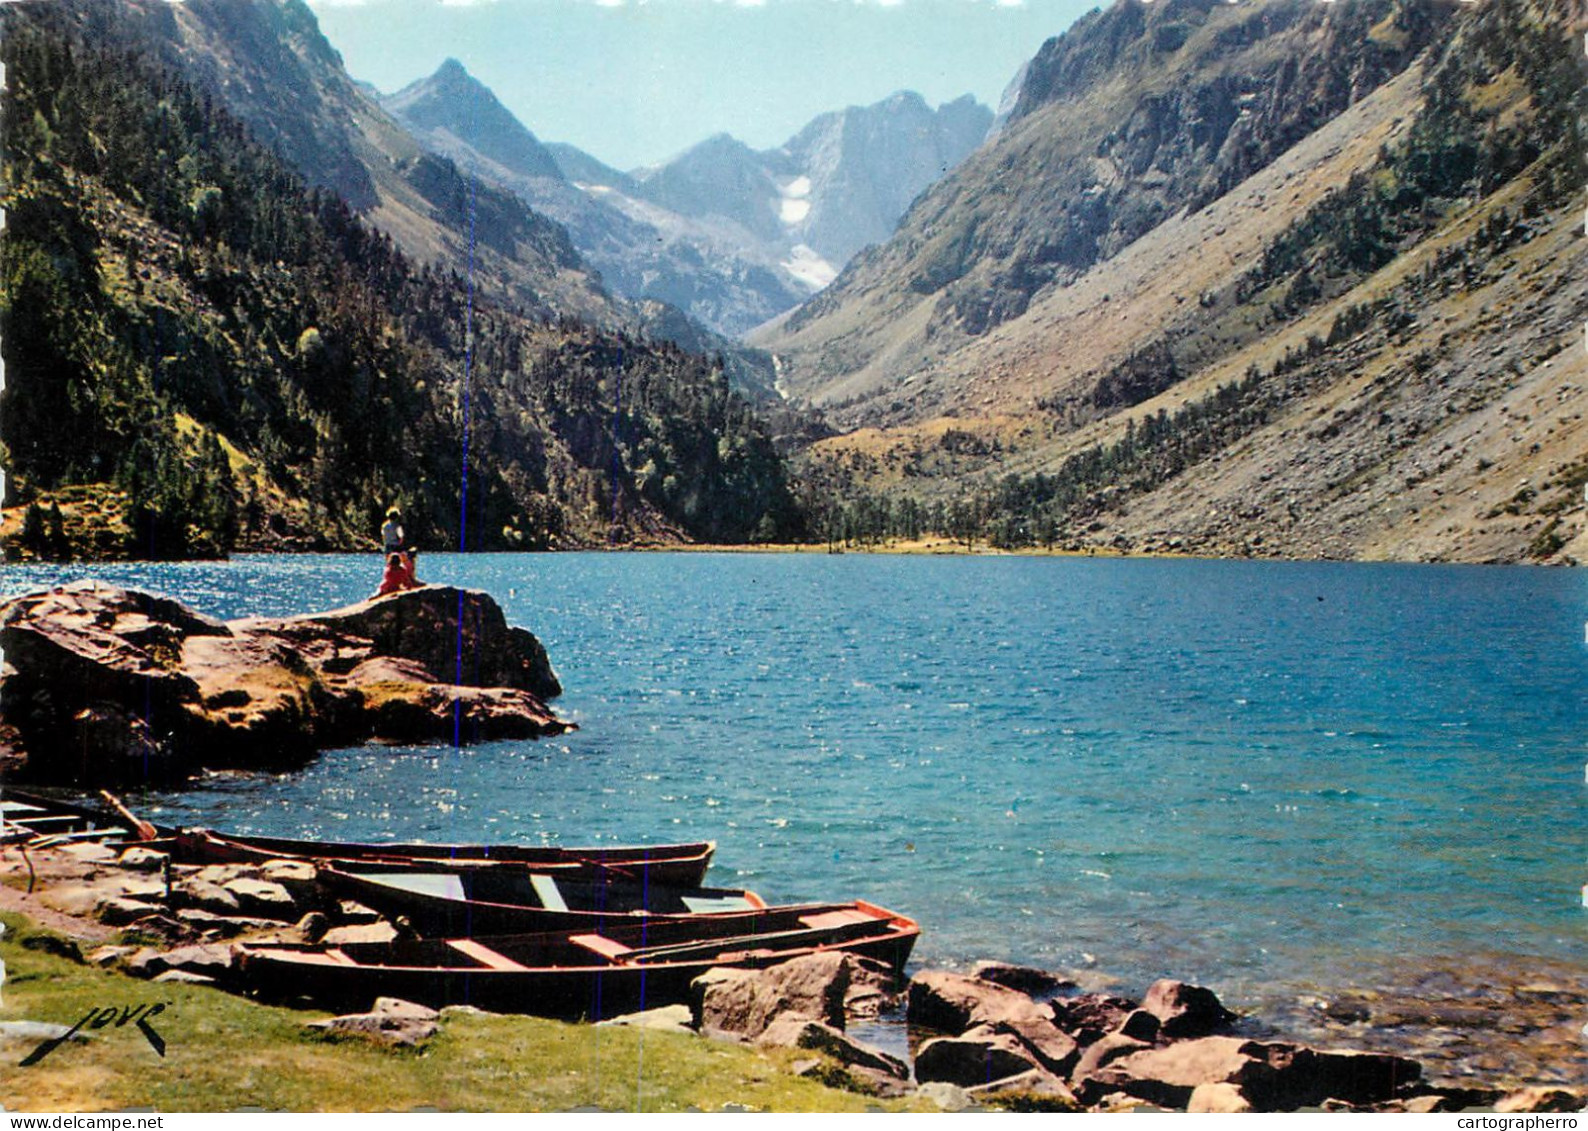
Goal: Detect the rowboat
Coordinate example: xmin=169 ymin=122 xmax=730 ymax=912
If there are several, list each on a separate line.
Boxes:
xmin=237 ymin=901 xmax=921 ymax=1018
xmin=172 ymin=828 xmax=716 ymax=888
xmin=319 ymin=865 xmax=769 ymax=936
xmin=0 ymin=788 xmax=151 ymax=849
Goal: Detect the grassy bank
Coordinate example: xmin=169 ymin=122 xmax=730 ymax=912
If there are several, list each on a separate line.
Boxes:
xmin=0 ymin=912 xmax=916 ymax=1113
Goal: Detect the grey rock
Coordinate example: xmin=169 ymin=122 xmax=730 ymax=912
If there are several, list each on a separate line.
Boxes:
xmin=1140 ymin=979 xmax=1236 ymax=1039
xmin=907 ymin=969 xmax=1055 ymax=1035
xmin=596 ymin=1005 xmax=695 ymax=1034
xmin=175 ymin=909 xmax=279 ymax=937
xmin=118 ymin=847 xmax=171 ymax=872
xmin=914 ymin=1026 xmax=1044 ymax=1088
xmin=177 ymin=879 xmax=242 ymax=916
xmin=914 ymin=1081 xmax=978 ymax=1112
xmin=85 ymin=945 xmax=137 ymax=968
xmin=372 ymin=998 xmax=439 ymax=1022
xmin=152 ymin=969 xmax=216 ymax=985
xmin=1050 ymin=992 xmax=1139 ymax=1045
xmin=970 ymin=961 xmax=1075 ymax=997
xmin=756 ymin=1015 xmax=908 ymax=1079
xmin=1071 ymin=1030 xmax=1152 ymax=1084
xmin=1188 ymin=1082 xmax=1254 ymax=1113
xmin=691 ymin=951 xmax=850 ymax=1039
xmin=96 ymin=897 xmax=166 ymax=926
xmin=221 ymin=878 xmax=297 ymax=919
xmin=307 ymin=1012 xmax=438 ymax=1047
xmin=966 ymin=1068 xmax=1082 ymax=1111
xmin=1493 ymin=1088 xmax=1585 ymax=1114
xmin=322 ymin=921 xmax=398 ymax=946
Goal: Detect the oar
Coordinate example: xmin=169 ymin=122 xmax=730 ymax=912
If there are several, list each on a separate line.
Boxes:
xmin=99 ymin=790 xmax=158 ymax=842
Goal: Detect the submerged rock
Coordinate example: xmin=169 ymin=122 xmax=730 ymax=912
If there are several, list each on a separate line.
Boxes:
xmin=0 ymin=581 xmax=570 ymax=785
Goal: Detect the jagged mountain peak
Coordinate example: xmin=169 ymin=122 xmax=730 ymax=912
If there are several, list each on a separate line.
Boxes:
xmin=384 ymin=58 xmax=565 ymax=183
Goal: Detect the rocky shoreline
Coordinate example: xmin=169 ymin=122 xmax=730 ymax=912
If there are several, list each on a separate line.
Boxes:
xmin=1 ymin=841 xmax=1582 ymax=1114
xmin=0 ymin=581 xmax=572 ymax=785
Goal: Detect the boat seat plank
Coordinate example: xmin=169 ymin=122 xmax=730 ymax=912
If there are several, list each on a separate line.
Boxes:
xmin=629 ymin=917 xmax=892 ymax=965
xmin=568 ymin=933 xmax=634 ymax=961
xmin=798 ymin=909 xmax=876 ymax=930
xmin=529 ymin=873 xmax=569 ymax=912
xmin=30 ymin=828 xmax=126 ymax=848
xmin=680 ymin=895 xmax=758 ymax=914
xmin=447 ymin=939 xmax=529 ymax=971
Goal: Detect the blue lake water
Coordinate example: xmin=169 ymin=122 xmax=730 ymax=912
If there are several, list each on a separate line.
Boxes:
xmin=4 ymin=551 xmax=1586 ymax=1024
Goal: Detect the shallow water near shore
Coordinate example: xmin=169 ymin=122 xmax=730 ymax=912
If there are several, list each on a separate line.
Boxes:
xmin=5 ymin=551 xmax=1586 ymax=1082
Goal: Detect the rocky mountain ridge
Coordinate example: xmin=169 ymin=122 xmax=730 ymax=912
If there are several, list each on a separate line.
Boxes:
xmin=383 ymin=60 xmax=991 ymax=338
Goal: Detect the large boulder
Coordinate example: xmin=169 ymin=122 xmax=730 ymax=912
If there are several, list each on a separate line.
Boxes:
xmin=908 ymin=969 xmax=1080 ymax=1076
xmin=296 ymin=587 xmax=560 ymax=700
xmin=907 ymin=970 xmax=1055 ymax=1035
xmin=915 ymin=1027 xmax=1046 ymax=1088
xmin=1139 ymin=979 xmax=1236 ymax=1039
xmin=1050 ymin=993 xmax=1139 ymax=1046
xmin=0 ymin=581 xmax=569 ymax=784
xmin=690 ymin=952 xmax=851 ymax=1039
xmin=1494 ymin=1088 xmax=1586 ymax=1113
xmin=1081 ymin=1036 xmax=1421 ymax=1111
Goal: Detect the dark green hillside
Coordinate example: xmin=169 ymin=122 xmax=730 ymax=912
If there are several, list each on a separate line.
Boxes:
xmin=0 ymin=7 xmax=798 ymax=559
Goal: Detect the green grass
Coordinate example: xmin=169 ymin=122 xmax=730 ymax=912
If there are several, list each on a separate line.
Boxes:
xmin=0 ymin=913 xmax=921 ymax=1113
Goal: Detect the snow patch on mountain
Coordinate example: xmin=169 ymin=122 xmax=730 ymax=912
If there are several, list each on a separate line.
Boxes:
xmin=784 ymin=244 xmax=837 ymax=291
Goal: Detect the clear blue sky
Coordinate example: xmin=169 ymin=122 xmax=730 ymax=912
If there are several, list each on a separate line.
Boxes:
xmin=307 ymin=0 xmax=1098 ymax=171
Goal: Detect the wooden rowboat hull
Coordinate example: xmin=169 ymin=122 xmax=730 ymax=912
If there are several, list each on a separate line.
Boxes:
xmin=238 ymin=903 xmax=921 ymax=1019
xmin=319 ymin=866 xmax=768 ymax=937
xmin=174 ymin=829 xmax=716 ymax=888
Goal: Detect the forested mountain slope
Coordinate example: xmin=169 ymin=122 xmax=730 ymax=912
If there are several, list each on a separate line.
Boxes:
xmin=0 ymin=4 xmax=799 ymax=559
xmin=61 ymin=0 xmax=613 ymax=323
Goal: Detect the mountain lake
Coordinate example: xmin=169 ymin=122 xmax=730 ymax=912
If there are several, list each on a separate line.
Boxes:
xmin=3 ymin=550 xmax=1584 ymax=1080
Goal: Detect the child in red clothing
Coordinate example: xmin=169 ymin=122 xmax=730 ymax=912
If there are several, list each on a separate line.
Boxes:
xmin=374 ymin=551 xmax=422 ymax=597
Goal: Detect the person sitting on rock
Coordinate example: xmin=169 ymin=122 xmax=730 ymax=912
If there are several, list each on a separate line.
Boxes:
xmin=374 ymin=551 xmax=422 ymax=597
